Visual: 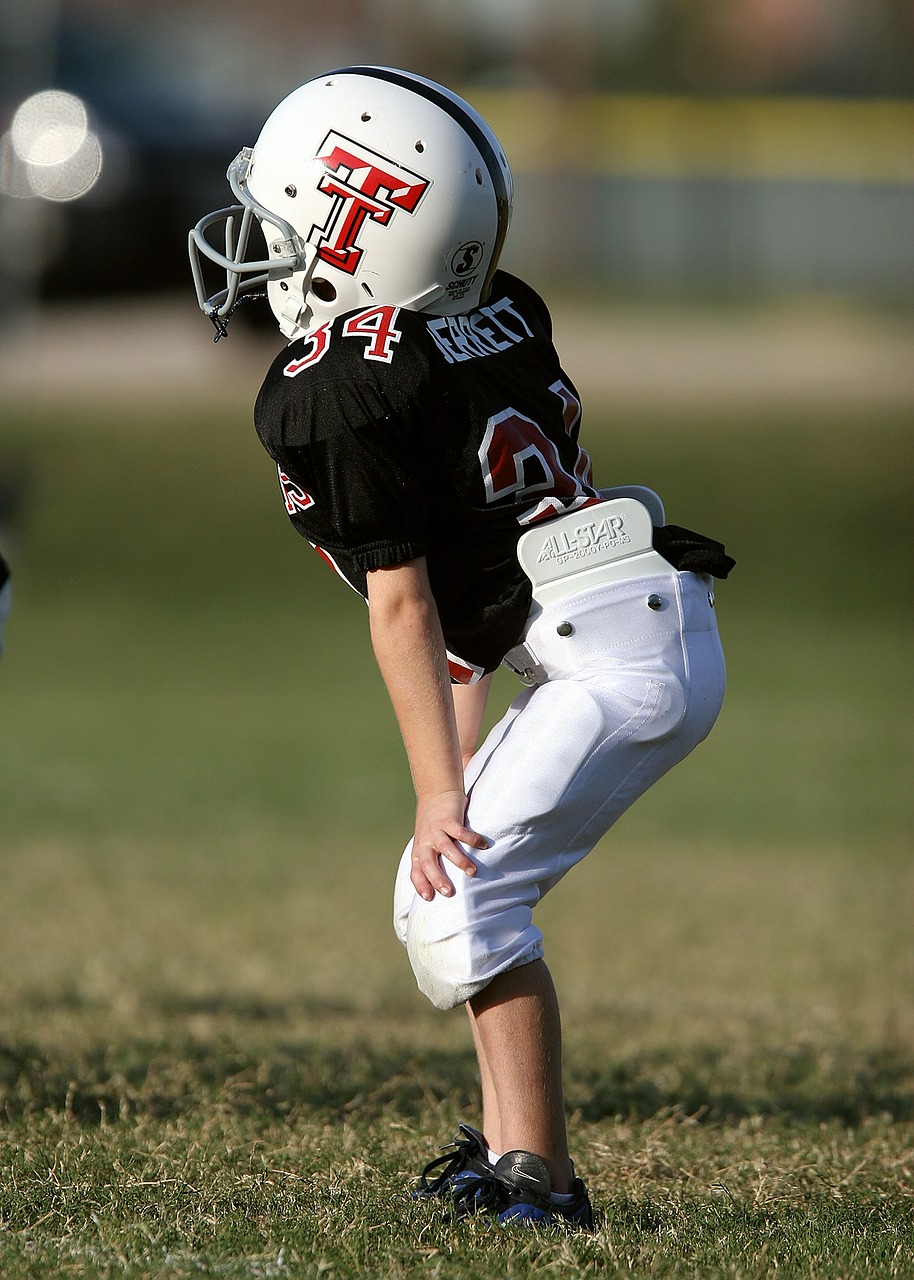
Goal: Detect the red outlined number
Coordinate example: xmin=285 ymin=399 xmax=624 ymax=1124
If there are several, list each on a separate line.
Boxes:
xmin=342 ymin=305 xmax=402 ymax=363
xmin=277 ymin=466 xmax=315 ymax=514
xmin=550 ymin=378 xmax=594 ymax=491
xmin=478 ymin=382 xmax=597 ymax=524
xmin=283 ymin=306 xmax=402 ymax=373
xmin=479 ymin=408 xmax=566 ymax=502
xmin=283 ymin=321 xmax=332 ymax=377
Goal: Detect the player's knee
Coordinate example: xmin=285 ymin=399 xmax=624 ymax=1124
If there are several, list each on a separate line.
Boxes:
xmin=405 ymin=912 xmax=477 ymax=1011
xmin=404 ymin=900 xmax=543 ymax=1012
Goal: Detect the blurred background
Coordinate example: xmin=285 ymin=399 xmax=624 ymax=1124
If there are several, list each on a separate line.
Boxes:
xmin=0 ymin=0 xmax=911 ymax=429
xmin=1 ymin=0 xmax=913 ymax=315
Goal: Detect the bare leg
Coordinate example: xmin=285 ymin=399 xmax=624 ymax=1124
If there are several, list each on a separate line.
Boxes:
xmin=467 ymin=1007 xmax=500 ymax=1152
xmin=466 ymin=958 xmax=571 ymax=1193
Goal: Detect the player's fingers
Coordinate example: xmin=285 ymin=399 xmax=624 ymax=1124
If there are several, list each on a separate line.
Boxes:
xmin=437 ymin=834 xmax=479 ymax=876
xmin=455 ymin=824 xmax=490 ymax=851
xmin=410 ymin=863 xmax=438 ymax=901
xmin=411 ymin=850 xmax=454 ymax=900
xmin=437 ymin=820 xmax=488 ymax=854
xmin=412 ymin=829 xmax=476 ymax=895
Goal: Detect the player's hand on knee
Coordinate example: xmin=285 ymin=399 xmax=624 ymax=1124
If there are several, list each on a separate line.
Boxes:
xmin=411 ymin=790 xmax=488 ymax=901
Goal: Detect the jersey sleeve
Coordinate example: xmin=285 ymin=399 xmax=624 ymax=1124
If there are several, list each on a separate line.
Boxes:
xmin=255 ymin=338 xmax=432 ymax=573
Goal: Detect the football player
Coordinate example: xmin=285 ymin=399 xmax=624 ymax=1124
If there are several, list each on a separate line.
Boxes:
xmin=0 ymin=551 xmax=10 ymax=658
xmin=189 ymin=66 xmax=733 ymax=1229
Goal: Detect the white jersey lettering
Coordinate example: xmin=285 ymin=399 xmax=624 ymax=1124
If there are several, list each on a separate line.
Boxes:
xmin=425 ymin=294 xmax=533 ymax=364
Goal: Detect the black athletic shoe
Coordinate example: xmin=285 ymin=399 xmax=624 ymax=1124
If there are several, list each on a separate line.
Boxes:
xmin=414 ymin=1125 xmax=494 ymax=1200
xmin=451 ymin=1149 xmax=595 ymax=1230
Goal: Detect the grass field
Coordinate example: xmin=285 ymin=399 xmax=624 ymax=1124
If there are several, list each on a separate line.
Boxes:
xmin=0 ymin=388 xmax=912 ymax=1278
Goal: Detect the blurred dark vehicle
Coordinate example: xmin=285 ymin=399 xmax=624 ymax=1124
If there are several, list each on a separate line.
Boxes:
xmin=5 ymin=11 xmax=271 ymax=303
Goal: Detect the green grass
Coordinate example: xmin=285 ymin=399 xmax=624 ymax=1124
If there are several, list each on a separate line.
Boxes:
xmin=0 ymin=399 xmax=912 ymax=1277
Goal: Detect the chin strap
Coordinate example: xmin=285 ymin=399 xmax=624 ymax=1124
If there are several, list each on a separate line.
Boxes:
xmin=208 ymin=290 xmax=267 ymax=343
xmin=276 ymin=284 xmax=312 ymax=342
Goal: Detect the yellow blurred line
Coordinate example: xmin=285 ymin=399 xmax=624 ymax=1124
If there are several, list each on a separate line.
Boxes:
xmin=470 ymin=92 xmax=914 ymax=183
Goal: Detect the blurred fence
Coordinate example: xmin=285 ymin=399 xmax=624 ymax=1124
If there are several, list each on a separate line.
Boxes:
xmin=486 ymin=93 xmax=914 ymax=299
xmin=2 ymin=88 xmax=911 ymax=315
xmin=1 ymin=0 xmax=912 ymax=310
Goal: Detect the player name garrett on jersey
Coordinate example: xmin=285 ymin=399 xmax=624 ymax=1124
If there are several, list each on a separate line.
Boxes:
xmin=425 ymin=296 xmax=537 ymax=364
xmin=254 ymin=271 xmax=601 ymax=683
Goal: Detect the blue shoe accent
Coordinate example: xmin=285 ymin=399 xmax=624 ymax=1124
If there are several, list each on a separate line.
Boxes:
xmin=451 ymin=1149 xmax=595 ymax=1231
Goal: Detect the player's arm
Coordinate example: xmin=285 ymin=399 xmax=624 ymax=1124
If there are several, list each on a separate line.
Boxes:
xmin=452 ymin=675 xmax=492 ymax=771
xmin=366 ymin=557 xmax=488 ymax=902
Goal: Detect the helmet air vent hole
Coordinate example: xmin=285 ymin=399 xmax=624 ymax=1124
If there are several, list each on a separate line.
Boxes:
xmin=284 ymin=184 xmax=297 ymax=198
xmin=312 ymin=277 xmax=337 ymax=303
xmin=361 ymin=282 xmax=374 ymax=297
xmin=475 ymin=169 xmax=484 ymax=184
xmin=361 ymin=112 xmax=371 ymax=121
xmin=415 ymin=140 xmax=426 ymax=153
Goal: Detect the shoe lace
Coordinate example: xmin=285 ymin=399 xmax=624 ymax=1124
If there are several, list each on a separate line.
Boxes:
xmin=450 ymin=1171 xmax=507 ymax=1218
xmin=418 ymin=1133 xmax=484 ymax=1196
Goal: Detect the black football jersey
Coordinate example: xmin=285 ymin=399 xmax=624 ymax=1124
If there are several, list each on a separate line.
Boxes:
xmin=254 ymin=271 xmax=600 ymax=681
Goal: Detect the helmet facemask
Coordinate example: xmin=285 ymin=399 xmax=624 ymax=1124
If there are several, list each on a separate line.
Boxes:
xmin=189 ymin=148 xmax=318 ymax=340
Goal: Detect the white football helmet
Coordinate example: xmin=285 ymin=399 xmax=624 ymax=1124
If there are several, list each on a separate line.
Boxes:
xmin=189 ymin=66 xmax=514 ymax=341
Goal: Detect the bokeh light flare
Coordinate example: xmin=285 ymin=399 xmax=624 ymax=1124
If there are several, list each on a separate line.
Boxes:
xmin=2 ymin=89 xmax=103 ymax=201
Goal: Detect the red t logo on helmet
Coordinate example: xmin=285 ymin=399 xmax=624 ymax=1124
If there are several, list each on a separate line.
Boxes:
xmin=309 ymin=131 xmax=431 ymax=275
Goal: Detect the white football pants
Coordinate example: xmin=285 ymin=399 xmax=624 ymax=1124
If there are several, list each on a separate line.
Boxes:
xmin=393 ymin=568 xmax=726 ymax=1010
